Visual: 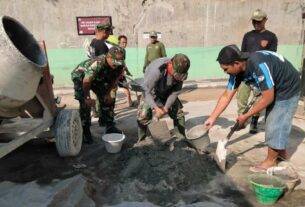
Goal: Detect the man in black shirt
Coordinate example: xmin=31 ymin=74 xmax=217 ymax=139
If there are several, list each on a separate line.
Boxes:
xmin=204 ymin=45 xmax=300 ymax=172
xmin=87 ymin=22 xmax=113 ymax=58
xmin=237 ymin=9 xmax=278 ymax=134
xmin=87 ymin=22 xmax=114 ymax=119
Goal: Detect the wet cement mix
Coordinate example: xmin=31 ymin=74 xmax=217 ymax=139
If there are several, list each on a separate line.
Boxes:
xmin=83 ymin=136 xmax=253 ymax=207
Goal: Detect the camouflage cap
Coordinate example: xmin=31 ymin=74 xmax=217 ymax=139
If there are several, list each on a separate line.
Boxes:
xmin=172 ymin=54 xmax=190 ymax=73
xmin=108 ymin=46 xmax=125 ymax=66
xmin=149 ymin=31 xmax=158 ymax=38
xmin=251 ymin=9 xmax=267 ymax=21
xmin=96 ymin=22 xmax=115 ymax=30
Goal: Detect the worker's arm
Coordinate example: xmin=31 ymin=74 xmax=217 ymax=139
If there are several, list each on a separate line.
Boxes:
xmin=143 ymin=46 xmax=149 ymax=72
xmin=142 ymin=64 xmax=164 ymax=117
xmin=269 ymin=34 xmax=278 ymax=52
xmin=204 ymin=89 xmax=236 ymax=128
xmin=164 ymin=82 xmax=183 ymax=110
xmin=82 ymin=78 xmax=92 ymax=98
xmin=82 ymin=76 xmax=96 ymax=107
xmin=160 ymin=42 xmax=167 ymax=57
xmin=237 ymin=88 xmax=274 ymax=125
xmin=237 ymin=60 xmax=276 ymax=124
xmin=143 ymin=71 xmax=160 ymax=109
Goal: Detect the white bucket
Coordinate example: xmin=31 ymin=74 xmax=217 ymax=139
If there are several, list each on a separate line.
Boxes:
xmin=102 ymin=133 xmax=125 ymax=153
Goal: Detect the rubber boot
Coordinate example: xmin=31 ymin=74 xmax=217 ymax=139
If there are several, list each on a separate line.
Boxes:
xmin=98 ymin=118 xmax=106 ymax=127
xmin=91 ymin=106 xmax=98 ymax=118
xmin=173 ymin=119 xmax=186 ymax=140
xmin=249 ymin=116 xmax=259 ymax=134
xmin=137 ymin=123 xmax=148 ymax=142
xmin=83 ymin=126 xmax=93 ymax=144
xmin=105 ymin=124 xmax=122 ymax=134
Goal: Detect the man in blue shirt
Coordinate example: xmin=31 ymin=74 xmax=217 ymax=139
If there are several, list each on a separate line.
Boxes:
xmin=204 ymin=44 xmax=300 ymax=172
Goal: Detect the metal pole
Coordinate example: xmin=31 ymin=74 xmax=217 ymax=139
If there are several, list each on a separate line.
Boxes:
xmin=300 ymin=10 xmax=305 ymax=114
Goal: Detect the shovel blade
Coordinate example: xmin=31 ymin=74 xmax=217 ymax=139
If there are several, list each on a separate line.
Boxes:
xmin=148 ymin=120 xmax=171 ymax=144
xmin=214 ymin=139 xmax=228 ymax=172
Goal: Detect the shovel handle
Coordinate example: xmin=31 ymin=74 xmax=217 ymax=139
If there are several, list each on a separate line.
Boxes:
xmin=227 ymin=121 xmax=239 ymax=140
xmin=226 ymin=93 xmax=260 ymax=140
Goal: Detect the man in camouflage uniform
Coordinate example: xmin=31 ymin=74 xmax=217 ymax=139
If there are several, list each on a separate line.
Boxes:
xmin=71 ymin=46 xmax=125 ymax=144
xmin=87 ymin=22 xmax=114 ymax=118
xmin=143 ymin=31 xmax=167 ymax=73
xmin=137 ymin=54 xmax=191 ymax=141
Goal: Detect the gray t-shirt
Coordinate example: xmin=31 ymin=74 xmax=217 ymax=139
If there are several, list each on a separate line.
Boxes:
xmin=143 ymin=58 xmax=183 ymax=109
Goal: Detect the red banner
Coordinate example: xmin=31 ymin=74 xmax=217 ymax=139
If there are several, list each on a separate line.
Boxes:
xmin=76 ymin=16 xmax=112 ymax=35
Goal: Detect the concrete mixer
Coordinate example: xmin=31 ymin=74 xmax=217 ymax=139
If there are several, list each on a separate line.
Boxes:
xmin=0 ymin=16 xmax=82 ymax=158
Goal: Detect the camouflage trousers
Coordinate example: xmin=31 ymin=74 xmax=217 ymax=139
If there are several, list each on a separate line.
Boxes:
xmin=137 ymin=98 xmax=185 ymax=140
xmin=73 ymin=79 xmax=115 ymax=128
xmin=237 ymin=82 xmax=260 ymax=117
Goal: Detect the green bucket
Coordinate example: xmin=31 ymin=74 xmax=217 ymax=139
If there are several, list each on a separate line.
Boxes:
xmin=247 ymin=174 xmax=286 ymax=205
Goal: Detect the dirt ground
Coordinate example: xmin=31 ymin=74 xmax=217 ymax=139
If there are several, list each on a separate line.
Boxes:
xmin=0 ymin=87 xmax=305 ymax=207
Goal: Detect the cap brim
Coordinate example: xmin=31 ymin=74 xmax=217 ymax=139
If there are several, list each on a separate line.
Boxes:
xmin=251 ymin=17 xmax=265 ymax=21
xmin=97 ymin=26 xmax=115 ymax=30
xmin=112 ymin=60 xmax=125 ymax=66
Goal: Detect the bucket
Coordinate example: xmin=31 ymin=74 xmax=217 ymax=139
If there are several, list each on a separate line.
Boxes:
xmin=267 ymin=163 xmax=300 ymax=195
xmin=102 ymin=133 xmax=125 ymax=153
xmin=247 ymin=174 xmax=286 ymax=205
xmin=186 ymin=125 xmax=210 ymax=151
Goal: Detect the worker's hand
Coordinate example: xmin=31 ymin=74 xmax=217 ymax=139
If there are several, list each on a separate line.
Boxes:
xmin=237 ymin=114 xmax=249 ymax=127
xmin=204 ymin=117 xmax=216 ymax=129
xmin=154 ymin=107 xmax=165 ymax=119
xmin=162 ymin=107 xmax=169 ymax=114
xmin=84 ymin=99 xmax=96 ymax=108
xmin=104 ymin=95 xmax=115 ymax=105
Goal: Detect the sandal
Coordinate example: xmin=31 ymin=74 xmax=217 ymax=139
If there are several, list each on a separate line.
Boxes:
xmin=249 ymin=166 xmax=268 ymax=173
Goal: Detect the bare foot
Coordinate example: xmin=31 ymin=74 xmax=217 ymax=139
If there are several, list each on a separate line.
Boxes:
xmin=259 ymin=159 xmax=276 ymax=169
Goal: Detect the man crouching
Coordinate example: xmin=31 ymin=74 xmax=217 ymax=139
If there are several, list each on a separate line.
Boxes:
xmin=137 ymin=54 xmax=191 ymax=142
xmin=71 ymin=46 xmax=125 ymax=144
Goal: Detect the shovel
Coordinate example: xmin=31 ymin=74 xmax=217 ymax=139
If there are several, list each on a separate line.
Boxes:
xmin=148 ymin=116 xmax=172 ymax=144
xmin=215 ymin=93 xmax=260 ymax=172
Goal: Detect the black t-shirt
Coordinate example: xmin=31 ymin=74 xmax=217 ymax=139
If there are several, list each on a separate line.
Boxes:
xmin=227 ymin=51 xmax=300 ymax=100
xmin=241 ymin=30 xmax=278 ymax=52
xmin=89 ymin=38 xmax=108 ymax=57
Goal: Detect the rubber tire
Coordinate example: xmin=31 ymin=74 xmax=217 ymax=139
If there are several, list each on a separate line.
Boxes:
xmin=54 ymin=109 xmax=83 ymax=157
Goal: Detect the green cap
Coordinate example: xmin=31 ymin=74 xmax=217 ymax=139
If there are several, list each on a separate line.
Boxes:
xmin=108 ymin=46 xmax=125 ymax=66
xmin=251 ymin=9 xmax=267 ymax=21
xmin=149 ymin=31 xmax=158 ymax=38
xmin=172 ymin=54 xmax=190 ymax=73
xmin=96 ymin=22 xmax=114 ymax=30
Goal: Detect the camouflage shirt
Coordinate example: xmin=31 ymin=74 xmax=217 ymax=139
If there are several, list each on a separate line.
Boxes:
xmin=71 ymin=55 xmax=124 ymax=83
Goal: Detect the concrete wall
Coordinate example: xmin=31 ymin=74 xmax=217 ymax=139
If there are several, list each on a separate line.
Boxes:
xmin=1 ymin=0 xmax=305 ymax=86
